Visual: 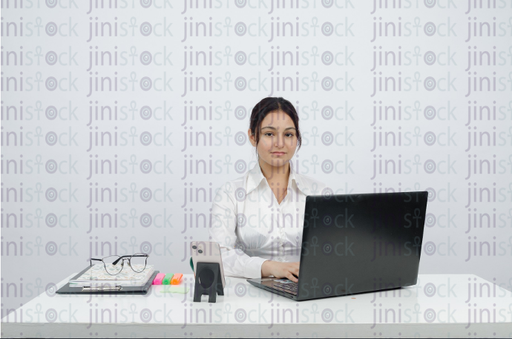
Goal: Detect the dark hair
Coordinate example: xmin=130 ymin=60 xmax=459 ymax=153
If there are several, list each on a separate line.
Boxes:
xmin=249 ymin=97 xmax=302 ymax=155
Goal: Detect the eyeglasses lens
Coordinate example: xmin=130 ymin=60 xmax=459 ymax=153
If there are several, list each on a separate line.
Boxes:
xmin=102 ymin=255 xmax=124 ymax=275
xmin=129 ymin=253 xmax=148 ymax=273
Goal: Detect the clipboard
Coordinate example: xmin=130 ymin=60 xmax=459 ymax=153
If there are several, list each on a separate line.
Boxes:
xmin=56 ymin=265 xmax=159 ymax=295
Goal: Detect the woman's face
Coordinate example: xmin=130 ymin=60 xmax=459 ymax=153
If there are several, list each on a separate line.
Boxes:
xmin=248 ymin=110 xmax=298 ymax=170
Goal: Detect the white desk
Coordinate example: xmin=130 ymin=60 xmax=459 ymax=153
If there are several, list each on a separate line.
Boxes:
xmin=2 ymin=274 xmax=512 ymax=338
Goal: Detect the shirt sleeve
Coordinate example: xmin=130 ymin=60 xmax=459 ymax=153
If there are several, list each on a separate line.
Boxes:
xmin=304 ymin=178 xmax=330 ymax=196
xmin=209 ymin=182 xmax=269 ymax=279
xmin=317 ymin=180 xmax=330 ymax=194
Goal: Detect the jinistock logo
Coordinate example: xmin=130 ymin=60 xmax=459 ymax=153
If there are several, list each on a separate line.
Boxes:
xmin=1 ymin=0 xmax=511 ymax=325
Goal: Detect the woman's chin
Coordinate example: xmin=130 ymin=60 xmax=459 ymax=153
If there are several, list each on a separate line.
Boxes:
xmin=264 ymin=158 xmax=290 ymax=167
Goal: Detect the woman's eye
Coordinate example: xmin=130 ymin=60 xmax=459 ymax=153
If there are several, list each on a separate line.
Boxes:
xmin=263 ymin=132 xmax=295 ymax=137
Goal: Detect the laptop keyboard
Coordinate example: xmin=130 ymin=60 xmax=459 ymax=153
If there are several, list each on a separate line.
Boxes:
xmin=273 ymin=280 xmax=298 ymax=295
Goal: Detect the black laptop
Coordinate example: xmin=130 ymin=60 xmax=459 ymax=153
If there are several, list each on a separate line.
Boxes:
xmin=246 ymin=191 xmax=428 ymax=301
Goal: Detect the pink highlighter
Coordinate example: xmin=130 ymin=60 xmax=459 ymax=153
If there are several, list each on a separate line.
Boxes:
xmin=152 ymin=273 xmax=166 ymax=285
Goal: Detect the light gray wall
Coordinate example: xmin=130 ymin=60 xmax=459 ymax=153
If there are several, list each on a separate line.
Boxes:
xmin=2 ymin=0 xmax=511 ymax=317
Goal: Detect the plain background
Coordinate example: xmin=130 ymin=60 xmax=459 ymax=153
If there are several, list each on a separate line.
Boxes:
xmin=2 ymin=1 xmax=511 ymax=314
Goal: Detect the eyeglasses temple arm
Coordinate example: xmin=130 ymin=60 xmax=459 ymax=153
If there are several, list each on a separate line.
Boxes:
xmin=90 ymin=258 xmax=102 ymax=266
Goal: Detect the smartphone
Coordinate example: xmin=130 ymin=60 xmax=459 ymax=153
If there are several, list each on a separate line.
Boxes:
xmin=190 ymin=241 xmax=226 ymax=288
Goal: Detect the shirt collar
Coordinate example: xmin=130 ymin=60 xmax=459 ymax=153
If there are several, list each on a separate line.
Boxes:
xmin=246 ymin=161 xmax=308 ymax=195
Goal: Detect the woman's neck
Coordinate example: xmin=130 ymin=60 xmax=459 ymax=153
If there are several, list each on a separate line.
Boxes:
xmin=259 ymin=159 xmax=290 ymax=182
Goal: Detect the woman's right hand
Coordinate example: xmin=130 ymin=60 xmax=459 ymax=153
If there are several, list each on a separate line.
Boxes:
xmin=261 ymin=260 xmax=300 ymax=283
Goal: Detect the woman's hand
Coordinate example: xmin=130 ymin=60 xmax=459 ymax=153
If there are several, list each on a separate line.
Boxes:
xmin=261 ymin=260 xmax=300 ymax=283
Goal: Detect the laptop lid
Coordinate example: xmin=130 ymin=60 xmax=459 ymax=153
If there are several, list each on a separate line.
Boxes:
xmin=296 ymin=191 xmax=428 ymax=301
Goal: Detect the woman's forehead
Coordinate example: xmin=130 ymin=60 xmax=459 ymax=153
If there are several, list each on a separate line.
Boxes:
xmin=261 ymin=110 xmax=293 ymax=124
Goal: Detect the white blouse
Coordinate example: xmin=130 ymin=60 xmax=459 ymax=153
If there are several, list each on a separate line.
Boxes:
xmin=209 ymin=161 xmax=329 ymax=279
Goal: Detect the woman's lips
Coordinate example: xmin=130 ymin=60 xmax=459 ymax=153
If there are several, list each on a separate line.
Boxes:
xmin=271 ymin=152 xmax=285 ymax=155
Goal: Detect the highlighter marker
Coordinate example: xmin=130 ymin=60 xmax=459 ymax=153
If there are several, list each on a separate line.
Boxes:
xmin=152 ymin=273 xmax=165 ymax=285
xmin=171 ymin=273 xmax=183 ymax=285
xmin=162 ymin=273 xmax=174 ymax=285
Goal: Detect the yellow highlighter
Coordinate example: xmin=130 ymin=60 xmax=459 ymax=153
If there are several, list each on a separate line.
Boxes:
xmin=162 ymin=273 xmax=174 ymax=285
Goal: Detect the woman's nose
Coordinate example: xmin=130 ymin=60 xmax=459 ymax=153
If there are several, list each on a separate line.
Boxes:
xmin=274 ymin=135 xmax=285 ymax=147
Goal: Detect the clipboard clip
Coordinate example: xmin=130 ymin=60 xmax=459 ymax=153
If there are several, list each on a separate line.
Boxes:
xmin=81 ymin=285 xmax=123 ymax=292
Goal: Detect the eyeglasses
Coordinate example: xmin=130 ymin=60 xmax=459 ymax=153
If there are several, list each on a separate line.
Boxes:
xmin=89 ymin=253 xmax=149 ymax=276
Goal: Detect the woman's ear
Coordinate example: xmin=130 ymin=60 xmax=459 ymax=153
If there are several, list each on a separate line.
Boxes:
xmin=247 ymin=128 xmax=256 ymax=147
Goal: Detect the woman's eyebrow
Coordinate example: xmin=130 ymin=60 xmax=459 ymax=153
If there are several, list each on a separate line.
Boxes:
xmin=261 ymin=126 xmax=296 ymax=131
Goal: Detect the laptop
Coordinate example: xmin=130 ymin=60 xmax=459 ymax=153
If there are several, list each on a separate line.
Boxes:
xmin=246 ymin=191 xmax=428 ymax=301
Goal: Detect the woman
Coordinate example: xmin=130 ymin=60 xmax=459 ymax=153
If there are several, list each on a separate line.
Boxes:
xmin=209 ymin=97 xmax=329 ymax=283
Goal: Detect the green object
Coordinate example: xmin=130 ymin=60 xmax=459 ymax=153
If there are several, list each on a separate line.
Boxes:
xmin=162 ymin=273 xmax=174 ymax=285
xmin=161 ymin=286 xmax=189 ymax=294
xmin=190 ymin=257 xmax=194 ymax=272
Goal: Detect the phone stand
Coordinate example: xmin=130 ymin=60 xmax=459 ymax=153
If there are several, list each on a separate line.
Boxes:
xmin=193 ymin=262 xmax=224 ymax=303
